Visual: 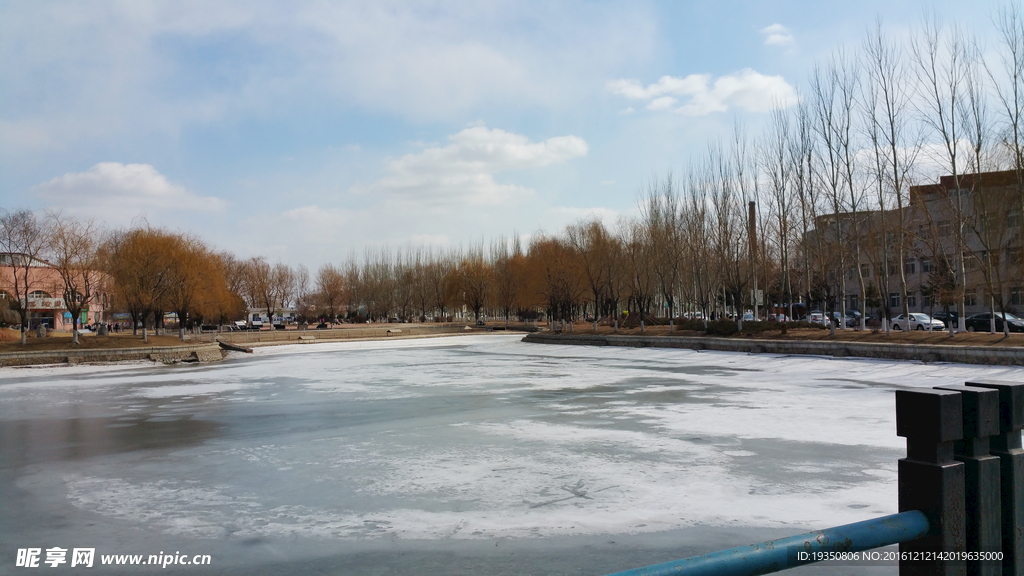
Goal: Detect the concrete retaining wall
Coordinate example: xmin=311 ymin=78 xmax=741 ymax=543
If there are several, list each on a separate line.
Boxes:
xmin=0 ymin=343 xmax=225 ymax=367
xmin=522 ymin=333 xmax=1024 ymax=366
xmin=192 ymin=323 xmax=473 ymax=345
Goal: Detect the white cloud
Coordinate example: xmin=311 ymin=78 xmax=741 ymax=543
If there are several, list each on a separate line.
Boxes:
xmin=282 ymin=205 xmax=353 ymax=227
xmin=549 ymin=206 xmax=620 ymax=229
xmin=368 ymin=126 xmax=588 ymax=205
xmin=646 ymin=96 xmax=678 ymax=111
xmin=607 ymin=69 xmax=799 ymax=115
xmin=760 ymin=23 xmax=794 ymax=46
xmin=32 ymin=162 xmax=226 ymax=221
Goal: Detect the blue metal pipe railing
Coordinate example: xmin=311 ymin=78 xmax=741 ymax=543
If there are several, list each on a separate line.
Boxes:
xmin=604 ymin=510 xmax=930 ymax=576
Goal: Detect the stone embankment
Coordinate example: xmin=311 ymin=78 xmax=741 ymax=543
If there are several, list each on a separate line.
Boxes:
xmin=0 ymin=343 xmax=224 ymax=367
xmin=522 ymin=333 xmax=1024 ymax=366
xmin=191 ymin=323 xmax=513 ymax=346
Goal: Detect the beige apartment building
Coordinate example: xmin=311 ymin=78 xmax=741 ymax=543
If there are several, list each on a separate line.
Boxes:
xmin=812 ymin=169 xmax=1022 ymax=319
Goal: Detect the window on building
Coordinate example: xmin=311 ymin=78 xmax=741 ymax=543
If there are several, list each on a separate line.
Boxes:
xmin=1012 ymin=287 xmax=1023 ymax=307
xmin=965 ymin=289 xmax=978 ymax=306
xmin=904 ymin=260 xmax=916 ymax=275
xmin=977 ymin=250 xmax=999 ymax=268
xmin=861 ymin=263 xmax=871 ymax=278
xmin=922 ymin=258 xmax=933 ymax=273
xmin=890 ymin=292 xmax=901 ymax=308
xmin=979 ymin=214 xmax=995 ymax=234
xmin=28 ymin=290 xmax=51 ymax=298
xmin=1009 ymin=209 xmax=1022 ymax=230
xmin=964 ymin=252 xmax=978 ymax=270
xmin=848 ymin=295 xmax=859 ymax=311
xmin=923 ymin=293 xmax=935 ymax=308
xmin=938 ymin=221 xmax=952 ymax=237
xmin=888 ymin=262 xmax=898 ymax=276
xmin=1008 ymin=247 xmax=1024 ymax=267
xmin=907 ymin=294 xmax=918 ymax=308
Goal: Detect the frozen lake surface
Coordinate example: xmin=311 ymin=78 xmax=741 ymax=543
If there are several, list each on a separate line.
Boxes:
xmin=2 ymin=334 xmax=1021 ymax=575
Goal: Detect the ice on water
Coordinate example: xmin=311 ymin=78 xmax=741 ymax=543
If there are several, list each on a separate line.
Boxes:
xmin=2 ymin=334 xmax=1021 ymax=546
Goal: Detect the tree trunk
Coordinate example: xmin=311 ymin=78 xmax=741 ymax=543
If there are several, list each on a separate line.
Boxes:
xmin=990 ymin=297 xmax=997 ymax=334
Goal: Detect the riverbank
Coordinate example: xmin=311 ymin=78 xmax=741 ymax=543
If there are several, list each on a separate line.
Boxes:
xmin=0 ymin=324 xmax=511 ymax=367
xmin=522 ymin=331 xmax=1024 ymax=365
xmin=0 ymin=341 xmax=223 ymax=367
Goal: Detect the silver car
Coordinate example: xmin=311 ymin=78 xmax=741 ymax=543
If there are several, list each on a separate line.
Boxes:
xmin=891 ymin=313 xmax=945 ymax=331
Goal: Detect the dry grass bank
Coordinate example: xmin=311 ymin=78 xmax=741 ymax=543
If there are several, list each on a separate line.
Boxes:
xmin=0 ymin=329 xmax=186 ymax=351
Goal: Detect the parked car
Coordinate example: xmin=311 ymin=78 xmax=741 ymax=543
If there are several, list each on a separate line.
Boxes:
xmin=931 ymin=310 xmax=959 ymax=330
xmin=316 ymin=322 xmax=329 ymax=329
xmin=742 ymin=313 xmax=755 ymax=322
xmin=842 ymin=310 xmax=862 ymax=328
xmin=767 ymin=314 xmax=789 ymax=322
xmin=964 ymin=312 xmax=1024 ymax=333
xmin=802 ymin=312 xmax=828 ymax=325
xmin=891 ymin=313 xmax=945 ymax=331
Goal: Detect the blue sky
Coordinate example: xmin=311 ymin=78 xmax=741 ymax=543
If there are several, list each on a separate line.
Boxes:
xmin=0 ymin=1 xmax=1004 ymax=269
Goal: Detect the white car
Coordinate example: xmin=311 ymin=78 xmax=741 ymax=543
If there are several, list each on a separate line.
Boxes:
xmin=804 ymin=312 xmax=828 ymax=325
xmin=891 ymin=313 xmax=945 ymax=331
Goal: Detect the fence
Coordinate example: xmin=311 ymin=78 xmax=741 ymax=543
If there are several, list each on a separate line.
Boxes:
xmin=607 ymin=379 xmax=1024 ymax=576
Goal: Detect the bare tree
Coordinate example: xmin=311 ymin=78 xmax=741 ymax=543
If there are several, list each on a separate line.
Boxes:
xmin=491 ymin=236 xmax=523 ymax=326
xmin=639 ymin=174 xmax=685 ymax=330
xmin=292 ymin=264 xmax=312 ymax=324
xmin=459 ymin=245 xmax=491 ymax=321
xmin=811 ymin=52 xmax=861 ymax=330
xmin=47 ymin=213 xmax=102 ymax=345
xmin=864 ymin=20 xmax=920 ymax=329
xmin=316 ymin=263 xmax=345 ymax=326
xmin=0 ymin=210 xmax=47 ymax=344
xmin=760 ymin=105 xmax=797 ymax=321
xmin=912 ymin=16 xmax=972 ymax=332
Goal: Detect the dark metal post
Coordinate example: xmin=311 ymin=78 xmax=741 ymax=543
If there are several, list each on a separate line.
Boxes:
xmin=966 ymin=380 xmax=1024 ymax=576
xmin=936 ymin=385 xmax=1002 ymax=576
xmin=896 ymin=388 xmax=966 ymax=576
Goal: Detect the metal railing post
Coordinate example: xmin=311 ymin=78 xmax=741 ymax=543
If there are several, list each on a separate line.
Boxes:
xmin=896 ymin=388 xmax=966 ymax=576
xmin=936 ymin=385 xmax=1003 ymax=576
xmin=966 ymin=380 xmax=1024 ymax=576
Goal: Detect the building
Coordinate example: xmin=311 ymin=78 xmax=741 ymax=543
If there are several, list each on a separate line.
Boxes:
xmin=811 ymin=169 xmax=1023 ymax=320
xmin=0 ymin=253 xmax=110 ymax=330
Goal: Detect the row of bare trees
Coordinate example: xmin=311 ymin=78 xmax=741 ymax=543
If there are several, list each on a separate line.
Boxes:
xmin=0 ymin=211 xmax=250 ymax=344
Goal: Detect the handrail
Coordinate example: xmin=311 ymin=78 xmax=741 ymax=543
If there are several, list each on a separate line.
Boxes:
xmin=604 ymin=510 xmax=929 ymax=576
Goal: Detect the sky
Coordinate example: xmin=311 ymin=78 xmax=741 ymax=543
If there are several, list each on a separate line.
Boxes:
xmin=0 ymin=0 xmax=1007 ymax=271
